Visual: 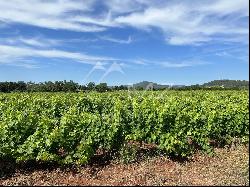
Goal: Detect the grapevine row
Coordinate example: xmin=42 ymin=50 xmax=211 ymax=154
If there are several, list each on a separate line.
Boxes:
xmin=0 ymin=90 xmax=248 ymax=164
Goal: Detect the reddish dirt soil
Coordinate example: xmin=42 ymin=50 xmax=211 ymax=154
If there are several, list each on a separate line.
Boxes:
xmin=0 ymin=144 xmax=249 ymax=186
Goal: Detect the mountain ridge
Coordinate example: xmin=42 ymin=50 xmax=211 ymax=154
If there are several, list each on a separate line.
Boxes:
xmin=131 ymin=79 xmax=249 ymax=89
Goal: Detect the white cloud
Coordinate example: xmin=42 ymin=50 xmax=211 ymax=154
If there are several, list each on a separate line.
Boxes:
xmin=71 ymin=11 xmax=119 ymax=28
xmin=18 ymin=38 xmax=49 ymax=47
xmin=167 ymin=35 xmax=211 ymax=46
xmin=0 ymin=44 xmax=115 ymax=66
xmin=98 ymin=35 xmax=133 ymax=44
xmin=133 ymin=58 xmax=210 ymax=68
xmin=0 ymin=0 xmax=248 ymax=72
xmin=160 ymin=60 xmax=209 ymax=68
xmin=0 ymin=36 xmax=138 ymax=69
xmin=114 ymin=0 xmax=249 ymax=45
xmin=0 ymin=0 xmax=248 ymax=45
xmin=1 ymin=36 xmax=61 ymax=48
xmin=64 ymin=35 xmax=134 ymax=44
xmin=214 ymin=47 xmax=249 ymax=63
xmin=215 ymin=51 xmax=232 ymax=57
xmin=103 ymin=0 xmax=144 ymax=14
xmin=7 ymin=59 xmax=40 ymax=69
xmin=200 ymin=0 xmax=249 ymax=16
xmin=132 ymin=59 xmax=148 ymax=65
xmin=0 ymin=0 xmax=105 ymax=32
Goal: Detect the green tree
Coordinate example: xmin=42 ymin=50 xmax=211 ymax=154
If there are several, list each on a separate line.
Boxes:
xmin=96 ymin=83 xmax=108 ymax=92
xmin=87 ymin=82 xmax=95 ymax=91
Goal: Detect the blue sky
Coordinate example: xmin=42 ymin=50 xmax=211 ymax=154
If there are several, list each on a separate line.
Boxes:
xmin=0 ymin=0 xmax=249 ymax=86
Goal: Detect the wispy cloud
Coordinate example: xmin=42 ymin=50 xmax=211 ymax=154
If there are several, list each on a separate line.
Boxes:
xmin=0 ymin=44 xmax=115 ymax=66
xmin=71 ymin=11 xmax=119 ymax=28
xmin=0 ymin=34 xmax=116 ymax=66
xmin=0 ymin=0 xmax=247 ymax=46
xmin=160 ymin=60 xmax=210 ymax=68
xmin=1 ymin=36 xmax=61 ymax=48
xmin=0 ymin=0 xmax=105 ymax=32
xmin=0 ymin=36 xmax=146 ymax=69
xmin=103 ymin=0 xmax=144 ymax=14
xmin=7 ymin=59 xmax=40 ymax=69
xmin=98 ymin=35 xmax=133 ymax=44
xmin=132 ymin=59 xmax=148 ymax=65
xmin=0 ymin=0 xmax=248 ymax=72
xmin=215 ymin=47 xmax=249 ymax=63
xmin=65 ymin=35 xmax=134 ymax=44
xmin=115 ymin=0 xmax=249 ymax=45
xmin=129 ymin=58 xmax=210 ymax=68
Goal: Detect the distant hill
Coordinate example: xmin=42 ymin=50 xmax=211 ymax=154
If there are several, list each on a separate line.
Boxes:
xmin=202 ymin=79 xmax=249 ymax=88
xmin=132 ymin=81 xmax=185 ymax=89
xmin=131 ymin=80 xmax=249 ymax=90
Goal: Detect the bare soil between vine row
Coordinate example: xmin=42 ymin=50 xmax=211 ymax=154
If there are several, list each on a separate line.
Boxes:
xmin=0 ymin=144 xmax=249 ymax=186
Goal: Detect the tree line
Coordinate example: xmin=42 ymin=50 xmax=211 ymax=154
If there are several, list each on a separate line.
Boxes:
xmin=0 ymin=81 xmax=128 ymax=93
xmin=0 ymin=80 xmax=248 ymax=93
xmin=172 ymin=84 xmax=248 ymax=91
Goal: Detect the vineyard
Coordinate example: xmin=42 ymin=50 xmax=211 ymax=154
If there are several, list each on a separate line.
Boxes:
xmin=0 ymin=90 xmax=249 ymax=165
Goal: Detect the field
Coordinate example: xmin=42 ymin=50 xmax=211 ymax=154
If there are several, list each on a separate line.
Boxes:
xmin=0 ymin=90 xmax=249 ymax=185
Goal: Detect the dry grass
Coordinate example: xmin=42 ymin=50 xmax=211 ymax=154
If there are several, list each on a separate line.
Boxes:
xmin=0 ymin=144 xmax=249 ymax=186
